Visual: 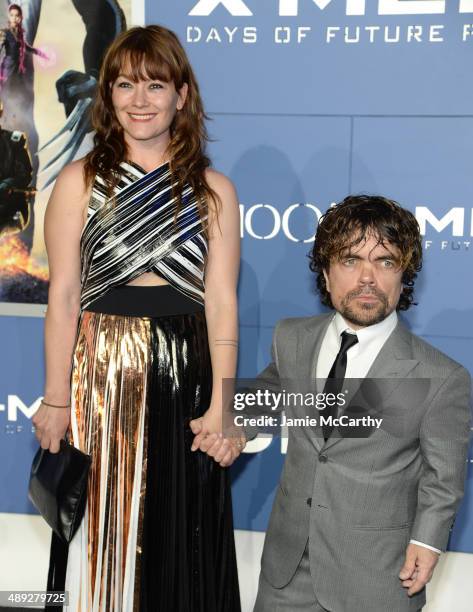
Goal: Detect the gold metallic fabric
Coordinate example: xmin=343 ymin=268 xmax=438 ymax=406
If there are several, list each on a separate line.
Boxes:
xmin=69 ymin=311 xmax=151 ymax=611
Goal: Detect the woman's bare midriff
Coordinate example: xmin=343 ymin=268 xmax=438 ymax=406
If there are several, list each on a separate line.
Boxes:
xmin=125 ymin=272 xmax=170 ymax=286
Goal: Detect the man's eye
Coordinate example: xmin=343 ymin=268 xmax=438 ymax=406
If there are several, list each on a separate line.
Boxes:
xmin=343 ymin=259 xmax=356 ymax=266
xmin=381 ymin=259 xmax=399 ymax=269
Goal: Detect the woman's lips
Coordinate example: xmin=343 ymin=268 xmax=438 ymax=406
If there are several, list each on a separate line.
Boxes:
xmin=127 ymin=113 xmax=157 ymax=122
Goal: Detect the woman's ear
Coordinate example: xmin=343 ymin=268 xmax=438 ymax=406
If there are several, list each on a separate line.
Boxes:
xmin=176 ymin=82 xmax=189 ymax=111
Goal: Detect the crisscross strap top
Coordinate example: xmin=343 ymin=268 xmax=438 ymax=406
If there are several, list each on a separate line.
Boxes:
xmin=79 ymin=161 xmax=208 ymax=311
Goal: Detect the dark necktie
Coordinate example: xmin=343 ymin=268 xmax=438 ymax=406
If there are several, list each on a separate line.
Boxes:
xmin=322 ymin=331 xmax=359 ymax=441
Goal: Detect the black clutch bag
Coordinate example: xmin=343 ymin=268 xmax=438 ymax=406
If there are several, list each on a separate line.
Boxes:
xmin=28 ymin=438 xmax=91 ymax=543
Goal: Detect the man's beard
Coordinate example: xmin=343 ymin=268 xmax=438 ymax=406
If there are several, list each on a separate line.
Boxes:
xmin=339 ymin=288 xmax=391 ymax=328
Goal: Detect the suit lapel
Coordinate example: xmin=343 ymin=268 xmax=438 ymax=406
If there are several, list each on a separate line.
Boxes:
xmin=298 ymin=313 xmax=333 ymax=381
xmin=322 ymin=319 xmax=419 ymax=451
xmin=364 ymin=320 xmax=417 ymax=378
xmin=296 ymin=313 xmax=333 ymax=451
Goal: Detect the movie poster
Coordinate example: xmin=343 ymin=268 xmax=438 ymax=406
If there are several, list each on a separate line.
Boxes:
xmin=0 ymin=0 xmax=132 ymax=312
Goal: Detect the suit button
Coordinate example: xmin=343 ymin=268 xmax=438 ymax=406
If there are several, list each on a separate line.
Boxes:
xmin=306 ymin=498 xmax=312 ymax=507
xmin=319 ymin=454 xmax=328 ymax=463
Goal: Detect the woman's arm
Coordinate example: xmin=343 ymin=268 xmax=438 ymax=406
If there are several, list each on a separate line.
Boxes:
xmin=25 ymin=42 xmax=47 ymax=59
xmin=204 ymin=170 xmax=240 ymax=413
xmin=190 ymin=169 xmax=243 ymax=466
xmin=32 ymin=160 xmax=89 ymax=453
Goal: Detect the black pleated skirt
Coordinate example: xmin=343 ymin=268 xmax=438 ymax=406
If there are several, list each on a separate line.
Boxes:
xmin=46 ymin=285 xmax=241 ymax=612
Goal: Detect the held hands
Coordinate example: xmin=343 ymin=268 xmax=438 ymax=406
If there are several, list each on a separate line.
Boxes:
xmin=399 ymin=543 xmax=440 ymax=596
xmin=190 ymin=408 xmax=246 ymax=467
xmin=31 ymin=400 xmax=71 ymax=454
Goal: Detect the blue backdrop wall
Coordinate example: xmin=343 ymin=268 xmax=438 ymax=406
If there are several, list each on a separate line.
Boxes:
xmin=1 ymin=0 xmax=472 ymax=554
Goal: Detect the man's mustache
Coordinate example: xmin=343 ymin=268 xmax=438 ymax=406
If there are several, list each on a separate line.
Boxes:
xmin=345 ymin=288 xmax=388 ymax=304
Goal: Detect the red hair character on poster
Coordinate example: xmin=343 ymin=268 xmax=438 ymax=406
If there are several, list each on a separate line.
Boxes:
xmin=0 ymin=4 xmax=47 ymax=90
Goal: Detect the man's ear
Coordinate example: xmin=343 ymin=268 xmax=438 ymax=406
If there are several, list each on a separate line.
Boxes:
xmin=323 ymin=268 xmax=330 ymax=292
xmin=177 ymin=82 xmax=188 ymax=111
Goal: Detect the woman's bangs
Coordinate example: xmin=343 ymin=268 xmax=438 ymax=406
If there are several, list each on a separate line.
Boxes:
xmin=117 ymin=48 xmax=174 ymax=84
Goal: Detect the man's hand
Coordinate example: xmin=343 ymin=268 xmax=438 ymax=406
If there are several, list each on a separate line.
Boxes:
xmin=399 ymin=543 xmax=440 ymax=596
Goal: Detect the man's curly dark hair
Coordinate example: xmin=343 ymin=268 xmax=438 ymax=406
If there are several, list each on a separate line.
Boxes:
xmin=309 ymin=195 xmax=423 ymax=311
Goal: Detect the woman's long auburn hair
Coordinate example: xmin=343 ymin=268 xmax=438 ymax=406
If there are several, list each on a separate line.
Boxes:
xmin=83 ymin=25 xmax=220 ymax=229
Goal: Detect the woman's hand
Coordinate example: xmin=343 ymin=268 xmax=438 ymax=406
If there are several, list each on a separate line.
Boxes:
xmin=32 ymin=401 xmax=71 ymax=454
xmin=190 ymin=408 xmax=246 ymax=467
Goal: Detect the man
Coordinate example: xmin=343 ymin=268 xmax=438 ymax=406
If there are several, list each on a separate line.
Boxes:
xmin=0 ymin=98 xmax=33 ymax=236
xmin=248 ymin=195 xmax=471 ymax=612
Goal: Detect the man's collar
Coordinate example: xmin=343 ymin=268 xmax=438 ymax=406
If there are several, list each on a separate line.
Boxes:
xmin=333 ymin=310 xmax=398 ymax=346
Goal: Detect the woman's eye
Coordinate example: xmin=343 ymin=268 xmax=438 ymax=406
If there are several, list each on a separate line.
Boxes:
xmin=150 ymin=83 xmax=163 ymax=90
xmin=117 ymin=82 xmax=132 ymax=88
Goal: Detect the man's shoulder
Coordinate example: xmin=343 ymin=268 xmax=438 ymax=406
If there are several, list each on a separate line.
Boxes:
xmin=275 ymin=313 xmax=331 ymax=337
xmin=405 ymin=325 xmax=469 ymax=378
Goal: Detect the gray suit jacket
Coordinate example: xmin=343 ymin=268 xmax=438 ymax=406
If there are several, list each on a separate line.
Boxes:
xmin=249 ymin=313 xmax=471 ymax=612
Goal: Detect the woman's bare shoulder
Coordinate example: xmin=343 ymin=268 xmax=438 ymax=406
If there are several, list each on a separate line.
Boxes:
xmin=55 ymin=158 xmax=86 ymax=185
xmin=204 ymin=168 xmax=237 ymax=199
xmin=203 ymin=168 xmax=240 ymax=239
xmin=45 ymin=158 xmax=92 ymax=224
xmin=50 ymin=158 xmax=91 ymax=201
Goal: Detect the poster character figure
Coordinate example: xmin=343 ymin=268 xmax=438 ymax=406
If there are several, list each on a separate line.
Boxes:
xmin=41 ymin=0 xmax=127 ymax=185
xmin=0 ymin=98 xmax=33 ymax=236
xmin=0 ymin=4 xmax=47 ymax=92
xmin=0 ymin=0 xmax=125 ymax=283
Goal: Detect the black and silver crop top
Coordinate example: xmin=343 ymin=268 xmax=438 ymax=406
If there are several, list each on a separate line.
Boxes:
xmin=79 ymin=161 xmax=208 ymax=311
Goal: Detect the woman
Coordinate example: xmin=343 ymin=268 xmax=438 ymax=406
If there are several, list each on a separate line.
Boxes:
xmin=32 ymin=25 xmax=243 ymax=611
xmin=0 ymin=4 xmax=47 ymax=91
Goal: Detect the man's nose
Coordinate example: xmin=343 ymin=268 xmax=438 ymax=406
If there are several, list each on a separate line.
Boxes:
xmin=358 ymin=261 xmax=376 ymax=285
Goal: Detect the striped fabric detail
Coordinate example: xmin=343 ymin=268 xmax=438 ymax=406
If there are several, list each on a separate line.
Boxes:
xmin=80 ymin=161 xmax=208 ymax=310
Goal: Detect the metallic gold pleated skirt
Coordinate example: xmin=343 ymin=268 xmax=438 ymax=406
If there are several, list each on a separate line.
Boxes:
xmin=46 ymin=286 xmax=241 ymax=612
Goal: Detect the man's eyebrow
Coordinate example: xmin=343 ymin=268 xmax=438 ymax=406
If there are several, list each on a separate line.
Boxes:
xmin=339 ymin=251 xmax=400 ymax=261
xmin=340 ymin=253 xmax=361 ymax=259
